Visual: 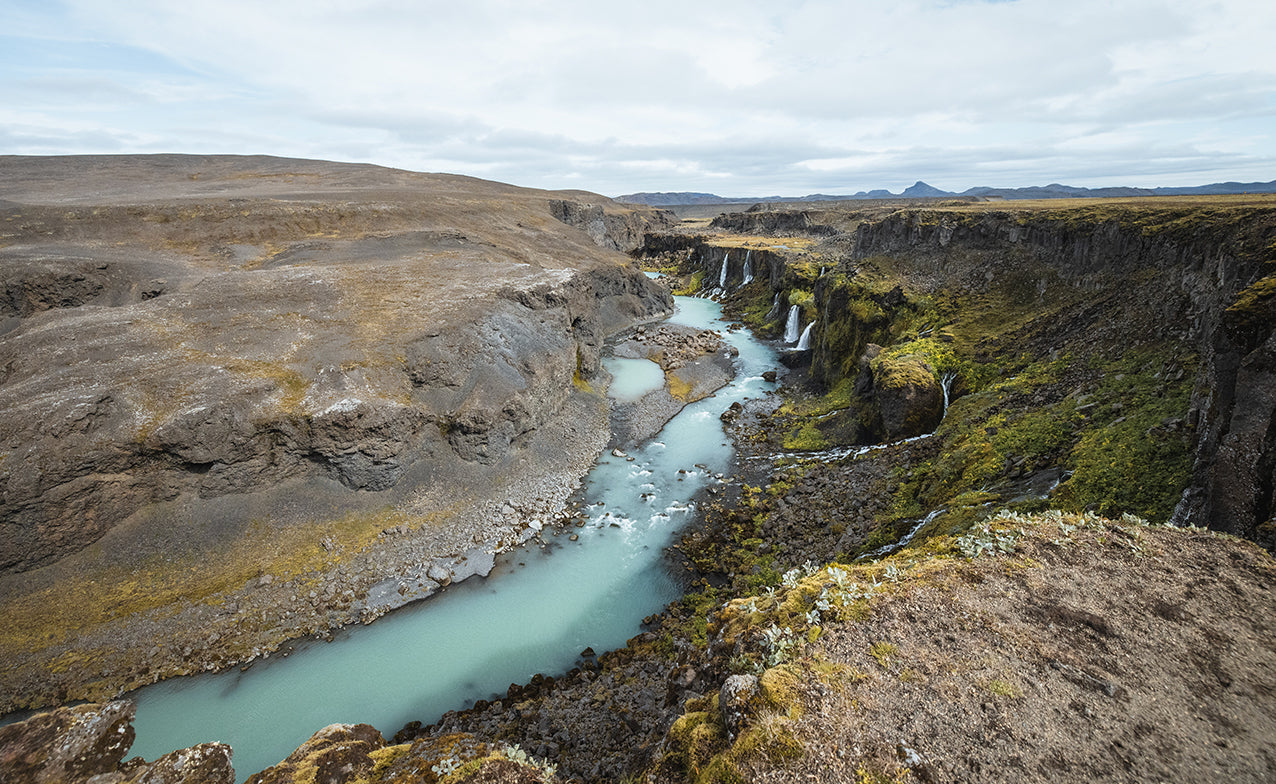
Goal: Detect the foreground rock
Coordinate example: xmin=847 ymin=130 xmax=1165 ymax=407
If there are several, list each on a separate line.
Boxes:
xmin=0 ymin=700 xmax=233 ymax=784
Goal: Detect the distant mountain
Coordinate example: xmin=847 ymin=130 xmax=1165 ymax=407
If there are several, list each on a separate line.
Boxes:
xmin=901 ymin=180 xmax=950 ymax=198
xmin=615 ymin=179 xmax=1276 ymax=206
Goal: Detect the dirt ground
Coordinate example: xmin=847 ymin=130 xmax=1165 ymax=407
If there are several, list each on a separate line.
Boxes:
xmin=747 ymin=519 xmax=1276 ymax=782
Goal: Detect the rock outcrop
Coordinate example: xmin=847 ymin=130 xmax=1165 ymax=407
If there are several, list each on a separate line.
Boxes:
xmin=245 ymin=724 xmax=385 ymax=784
xmin=0 ymin=701 xmax=234 ymax=784
xmin=0 ymin=155 xmax=673 ymax=574
xmin=829 ymin=204 xmax=1276 ymax=538
xmin=549 ymin=198 xmax=675 ymax=252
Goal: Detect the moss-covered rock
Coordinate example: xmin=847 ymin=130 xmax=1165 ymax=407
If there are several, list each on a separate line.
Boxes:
xmin=870 ymin=354 xmax=943 ymax=439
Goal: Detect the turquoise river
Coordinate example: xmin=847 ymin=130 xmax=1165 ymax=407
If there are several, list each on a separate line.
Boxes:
xmin=126 ymin=295 xmax=780 ymax=780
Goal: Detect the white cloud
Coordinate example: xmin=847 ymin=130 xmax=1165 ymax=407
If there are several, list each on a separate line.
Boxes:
xmin=0 ymin=0 xmax=1272 ymax=195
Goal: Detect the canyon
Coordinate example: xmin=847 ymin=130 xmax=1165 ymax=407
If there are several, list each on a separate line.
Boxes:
xmin=2 ymin=159 xmax=1275 ymax=783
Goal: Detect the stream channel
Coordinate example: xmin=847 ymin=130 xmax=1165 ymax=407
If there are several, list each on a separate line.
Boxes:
xmin=126 ymin=294 xmax=780 ymax=780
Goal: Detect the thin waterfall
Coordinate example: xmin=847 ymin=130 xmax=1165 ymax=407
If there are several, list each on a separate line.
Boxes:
xmin=940 ymin=371 xmax=957 ymax=417
xmin=718 ymin=252 xmax=729 ymax=288
xmin=741 ymin=250 xmax=754 ymax=285
xmin=784 ymin=305 xmax=801 ymax=343
xmin=795 ymin=322 xmax=814 ymax=351
xmin=765 ymin=293 xmax=781 ymax=320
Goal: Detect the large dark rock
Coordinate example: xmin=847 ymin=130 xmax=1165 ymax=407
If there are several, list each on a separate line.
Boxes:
xmin=1175 ymin=275 xmax=1276 ymax=543
xmin=0 ymin=700 xmax=233 ymax=784
xmin=873 ymin=354 xmax=944 ymax=440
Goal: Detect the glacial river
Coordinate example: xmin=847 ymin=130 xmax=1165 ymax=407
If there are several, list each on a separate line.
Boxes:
xmin=125 ymin=295 xmax=779 ymax=780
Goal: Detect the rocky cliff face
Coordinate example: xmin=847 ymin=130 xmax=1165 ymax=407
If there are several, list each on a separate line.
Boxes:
xmin=0 ymin=156 xmax=672 ymax=574
xmin=549 ymin=198 xmax=676 ymax=252
xmin=843 ymin=207 xmax=1276 ymax=540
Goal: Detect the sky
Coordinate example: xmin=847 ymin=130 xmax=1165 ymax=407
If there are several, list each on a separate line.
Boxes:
xmin=2 ymin=0 xmax=1274 ymax=197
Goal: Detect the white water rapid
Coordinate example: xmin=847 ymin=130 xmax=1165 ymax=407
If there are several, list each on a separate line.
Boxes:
xmin=123 ymin=296 xmax=779 ymax=782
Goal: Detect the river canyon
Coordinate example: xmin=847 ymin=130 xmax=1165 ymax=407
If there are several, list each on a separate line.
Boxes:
xmin=2 ymin=156 xmax=1275 ymax=784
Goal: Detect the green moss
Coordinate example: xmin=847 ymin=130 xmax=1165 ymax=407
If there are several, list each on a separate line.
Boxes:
xmin=663 ymin=710 xmax=728 ymax=779
xmin=988 ymin=679 xmax=1023 ymax=698
xmin=782 ymin=421 xmax=828 ymax=451
xmin=674 ymin=270 xmax=707 ymax=296
xmin=1055 ymin=348 xmax=1197 ymax=522
xmin=868 ymin=641 xmax=898 ymax=668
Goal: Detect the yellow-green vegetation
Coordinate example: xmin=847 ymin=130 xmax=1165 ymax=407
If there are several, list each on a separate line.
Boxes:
xmin=857 ymin=340 xmax=1196 ymax=557
xmin=868 ymin=641 xmax=898 ymax=668
xmin=709 ymin=235 xmax=818 ymax=252
xmin=674 ymin=270 xmax=707 ymax=296
xmin=811 ymin=271 xmax=937 ymax=384
xmin=1224 ymin=272 xmax=1276 ymax=337
xmin=987 ymin=679 xmax=1024 ymax=698
xmin=573 ymin=350 xmax=597 ymax=394
xmin=657 ymin=506 xmax=1218 ymax=782
xmin=656 ymin=666 xmax=807 ymax=784
xmin=667 ymin=371 xmax=694 ymax=401
xmin=775 ymin=378 xmax=859 ymax=450
xmin=0 ymin=504 xmax=449 ymax=669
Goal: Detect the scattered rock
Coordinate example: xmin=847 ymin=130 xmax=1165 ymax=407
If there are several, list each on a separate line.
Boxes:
xmin=425 ymin=563 xmax=452 ymax=586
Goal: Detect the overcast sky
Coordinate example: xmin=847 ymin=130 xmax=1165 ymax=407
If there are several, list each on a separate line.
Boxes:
xmin=3 ymin=0 xmax=1274 ymax=197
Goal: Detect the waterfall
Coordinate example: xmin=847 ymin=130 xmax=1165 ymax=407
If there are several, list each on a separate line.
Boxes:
xmin=741 ymin=250 xmax=754 ymax=285
xmin=719 ymin=252 xmax=729 ymax=288
xmin=795 ymin=322 xmax=814 ymax=351
xmin=765 ymin=293 xmax=781 ymax=320
xmin=940 ymin=371 xmax=957 ymax=417
xmin=784 ymin=305 xmax=801 ymax=343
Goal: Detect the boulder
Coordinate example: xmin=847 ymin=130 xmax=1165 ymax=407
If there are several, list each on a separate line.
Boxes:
xmin=121 ymin=743 xmax=234 ymax=784
xmin=0 ymin=700 xmax=136 ymax=784
xmin=872 ymin=354 xmax=943 ymax=439
xmin=0 ymin=700 xmax=232 ymax=784
xmin=718 ymin=674 xmax=760 ymax=741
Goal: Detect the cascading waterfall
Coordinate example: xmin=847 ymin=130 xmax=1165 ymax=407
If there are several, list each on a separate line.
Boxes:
xmin=784 ymin=305 xmax=801 ymax=343
xmin=741 ymin=250 xmax=754 ymax=285
xmin=718 ymin=252 xmax=729 ymax=288
xmin=795 ymin=322 xmax=814 ymax=351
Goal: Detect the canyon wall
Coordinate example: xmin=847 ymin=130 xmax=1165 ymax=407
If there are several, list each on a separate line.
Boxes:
xmin=0 ymin=155 xmax=673 ymax=573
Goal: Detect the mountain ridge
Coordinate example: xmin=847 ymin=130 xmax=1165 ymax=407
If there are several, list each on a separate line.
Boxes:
xmin=617 ymin=178 xmax=1276 ymax=205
